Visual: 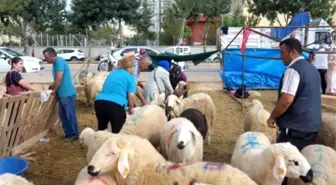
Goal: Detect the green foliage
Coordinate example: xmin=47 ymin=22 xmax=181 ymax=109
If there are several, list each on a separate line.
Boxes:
xmin=90 ymin=25 xmax=117 ymax=40
xmin=246 ymin=0 xmax=336 ymax=25
xmin=70 ymin=0 xmax=140 ymax=32
xmin=134 ymin=1 xmax=156 ymax=41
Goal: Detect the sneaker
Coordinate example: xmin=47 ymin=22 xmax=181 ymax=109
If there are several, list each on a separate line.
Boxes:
xmin=64 ymin=136 xmax=79 ymax=142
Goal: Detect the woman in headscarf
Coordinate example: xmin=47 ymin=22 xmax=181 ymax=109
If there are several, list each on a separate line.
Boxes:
xmin=143 ymin=59 xmax=174 ymax=101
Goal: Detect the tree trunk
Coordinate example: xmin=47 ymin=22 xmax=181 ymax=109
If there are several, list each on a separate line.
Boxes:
xmin=21 ymin=23 xmax=29 ymax=55
xmin=118 ymin=19 xmax=124 ymax=47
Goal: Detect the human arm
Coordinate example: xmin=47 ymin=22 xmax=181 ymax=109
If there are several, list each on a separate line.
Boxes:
xmin=127 ymin=76 xmax=137 ymax=114
xmin=18 ymin=79 xmax=38 ymax=91
xmin=267 ymin=69 xmax=299 ymax=128
xmin=180 ymin=72 xmax=187 ymax=82
xmin=49 ymin=61 xmax=64 ymax=91
xmin=162 ymin=71 xmax=174 ymax=94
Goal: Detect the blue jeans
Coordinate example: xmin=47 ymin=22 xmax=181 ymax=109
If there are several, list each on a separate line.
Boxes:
xmin=58 ymin=95 xmax=79 ymax=138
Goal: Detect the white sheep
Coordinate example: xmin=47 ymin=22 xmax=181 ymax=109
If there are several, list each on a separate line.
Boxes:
xmin=287 ymin=144 xmax=336 ymax=185
xmin=125 ymin=93 xmax=166 ymax=118
xmin=119 ymin=104 xmax=167 ymax=149
xmin=82 ymin=72 xmax=109 ymax=106
xmin=316 ymin=112 xmax=336 ymax=150
xmin=231 ymin=131 xmax=314 ymax=185
xmin=79 ymin=127 xmax=115 ymax=163
xmin=160 ymin=117 xmax=203 ymax=163
xmin=0 ymin=173 xmax=34 ymax=185
xmin=74 ymin=166 xmax=117 ymax=185
xmin=243 ymin=99 xmax=277 ymax=143
xmin=166 ymin=92 xmax=216 ymax=145
xmin=87 ymin=138 xmax=258 ymax=185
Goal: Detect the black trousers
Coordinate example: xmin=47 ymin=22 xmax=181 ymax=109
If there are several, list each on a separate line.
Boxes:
xmin=94 ymin=100 xmax=126 ymax=133
xmin=318 ymin=69 xmax=327 ymax=94
xmin=277 ymin=128 xmax=318 ymax=185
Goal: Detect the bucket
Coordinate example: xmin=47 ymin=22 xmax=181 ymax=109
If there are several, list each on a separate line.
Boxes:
xmin=0 ymin=157 xmax=29 ymax=176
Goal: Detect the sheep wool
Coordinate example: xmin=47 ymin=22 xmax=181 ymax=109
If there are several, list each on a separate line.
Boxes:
xmin=120 ymin=104 xmax=167 ymax=148
xmin=0 ymin=173 xmax=34 ymax=185
xmin=316 ymin=112 xmax=336 ymax=150
xmin=287 ymin=144 xmax=336 ymax=185
xmin=166 ymin=93 xmax=216 ymax=145
xmin=88 ymin=138 xmax=258 ymax=185
xmin=74 ymin=166 xmax=117 ymax=185
xmin=243 ymin=99 xmax=277 ymax=143
xmin=160 ymin=117 xmax=203 ymax=163
xmin=231 ymin=132 xmax=313 ymax=185
xmin=179 ymin=108 xmax=208 ymax=140
xmin=83 ymin=72 xmax=109 ymax=105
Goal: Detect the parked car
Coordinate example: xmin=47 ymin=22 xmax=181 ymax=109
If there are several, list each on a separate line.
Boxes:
xmin=163 ymin=46 xmax=192 ymax=55
xmin=97 ymin=46 xmax=160 ymax=72
xmin=0 ymin=47 xmax=44 ymax=73
xmin=56 ymin=48 xmax=85 ymax=61
xmin=207 ymin=52 xmax=221 ymax=61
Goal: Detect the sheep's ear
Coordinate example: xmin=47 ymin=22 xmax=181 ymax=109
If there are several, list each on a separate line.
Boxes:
xmin=178 ymin=95 xmax=184 ymax=100
xmin=117 ymin=150 xmax=130 ymax=179
xmin=116 ymin=139 xmax=130 ymax=149
xmin=273 ymin=155 xmax=287 ymax=180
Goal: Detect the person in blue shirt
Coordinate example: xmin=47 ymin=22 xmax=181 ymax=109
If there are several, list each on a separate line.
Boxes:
xmin=95 ymin=57 xmax=137 ymax=133
xmin=43 ymin=47 xmax=79 ymax=142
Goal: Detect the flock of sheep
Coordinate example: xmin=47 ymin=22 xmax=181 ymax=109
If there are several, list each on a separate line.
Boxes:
xmin=0 ymin=71 xmax=335 ymax=185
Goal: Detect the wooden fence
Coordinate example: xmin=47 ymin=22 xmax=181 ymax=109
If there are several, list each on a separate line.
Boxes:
xmin=0 ymin=92 xmax=58 ymax=158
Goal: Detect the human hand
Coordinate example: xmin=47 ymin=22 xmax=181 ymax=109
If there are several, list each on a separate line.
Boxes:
xmin=267 ymin=117 xmax=276 ymax=128
xmin=128 ymin=109 xmax=134 ymax=115
xmin=143 ymin=100 xmax=150 ymax=105
xmin=48 ymin=84 xmax=54 ymax=90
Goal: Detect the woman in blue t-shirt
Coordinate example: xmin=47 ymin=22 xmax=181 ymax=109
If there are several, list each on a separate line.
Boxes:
xmin=94 ymin=57 xmax=137 ymax=133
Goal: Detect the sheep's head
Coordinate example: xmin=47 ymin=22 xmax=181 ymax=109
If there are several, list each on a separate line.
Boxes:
xmin=166 ymin=94 xmax=183 ymax=110
xmin=175 ymin=118 xmax=201 ymax=150
xmin=87 ymin=138 xmax=134 ymax=181
xmin=152 ymin=93 xmax=166 ymax=108
xmin=175 ymin=81 xmax=187 ymax=90
xmin=271 ymin=142 xmax=313 ymax=183
xmin=79 ymin=127 xmax=95 ymax=147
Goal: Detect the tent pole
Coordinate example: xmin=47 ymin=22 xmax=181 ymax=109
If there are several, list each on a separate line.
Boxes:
xmin=224 ymin=27 xmax=244 ymax=50
xmin=241 ymin=51 xmax=245 ymax=111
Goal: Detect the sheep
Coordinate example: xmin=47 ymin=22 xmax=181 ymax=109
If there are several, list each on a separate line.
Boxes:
xmin=79 ymin=127 xmax=165 ymax=164
xmin=248 ymin=90 xmax=261 ymax=98
xmin=87 ymin=138 xmax=258 ymax=185
xmin=287 ymin=144 xmax=336 ymax=185
xmin=0 ymin=173 xmax=34 ymax=185
xmin=119 ymin=104 xmax=167 ymax=149
xmin=74 ymin=166 xmax=117 ymax=185
xmin=316 ymin=112 xmax=336 ymax=150
xmin=82 ymin=72 xmax=109 ymax=106
xmin=160 ymin=117 xmax=203 ymax=163
xmin=231 ymin=131 xmax=314 ymax=185
xmin=243 ymin=99 xmax=277 ymax=143
xmin=166 ymin=92 xmax=216 ymax=145
xmin=179 ymin=108 xmax=208 ymax=140
xmin=174 ymin=81 xmax=189 ymax=98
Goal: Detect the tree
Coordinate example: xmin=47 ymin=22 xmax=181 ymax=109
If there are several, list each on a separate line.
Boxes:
xmin=70 ymin=0 xmax=140 ymax=46
xmin=246 ymin=0 xmax=336 ymax=25
xmin=160 ymin=9 xmax=192 ymax=45
xmin=169 ymin=0 xmax=232 ymax=51
xmin=134 ymin=1 xmax=156 ymax=42
xmin=0 ymin=0 xmax=67 ymax=54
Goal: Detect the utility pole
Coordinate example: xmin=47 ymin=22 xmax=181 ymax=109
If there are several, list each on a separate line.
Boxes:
xmin=157 ymin=0 xmax=161 ymax=46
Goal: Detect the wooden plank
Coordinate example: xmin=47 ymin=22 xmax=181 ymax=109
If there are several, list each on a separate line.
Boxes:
xmin=12 ymin=95 xmax=30 ymax=148
xmin=322 ymin=104 xmax=336 ymax=112
xmin=10 ymin=129 xmax=49 ymax=157
xmin=321 ymin=95 xmax=336 ymax=108
xmin=6 ymin=95 xmax=26 ymax=155
xmin=1 ymin=96 xmax=18 ymax=156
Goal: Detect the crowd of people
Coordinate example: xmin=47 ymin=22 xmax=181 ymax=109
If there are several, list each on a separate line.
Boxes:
xmin=3 ymin=47 xmax=188 ymax=141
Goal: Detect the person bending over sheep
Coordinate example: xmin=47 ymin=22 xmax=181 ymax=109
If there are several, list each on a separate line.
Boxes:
xmin=267 ymin=38 xmax=322 ymax=185
xmin=132 ymin=54 xmax=153 ymax=105
xmin=143 ymin=60 xmax=174 ymax=102
xmin=94 ymin=54 xmax=137 ymax=133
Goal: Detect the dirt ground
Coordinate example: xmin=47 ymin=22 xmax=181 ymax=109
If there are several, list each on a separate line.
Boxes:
xmin=22 ymin=83 xmax=317 ymax=185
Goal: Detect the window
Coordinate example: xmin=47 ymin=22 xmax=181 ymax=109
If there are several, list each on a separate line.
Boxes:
xmin=121 ymin=48 xmax=137 ymax=56
xmin=57 ymin=50 xmax=64 ymax=54
xmin=183 ymin=48 xmax=189 ymax=52
xmin=145 ymin=49 xmax=157 ymax=55
xmin=2 ymin=48 xmax=22 ymax=57
xmin=176 ymin=48 xmax=183 ymax=54
xmin=165 ymin=48 xmax=174 ymax=54
xmin=315 ymin=32 xmax=332 ymax=45
xmin=77 ymin=49 xmax=83 ymax=53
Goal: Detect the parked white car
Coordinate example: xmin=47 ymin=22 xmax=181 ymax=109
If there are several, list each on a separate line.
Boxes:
xmin=56 ymin=48 xmax=85 ymax=61
xmin=163 ymin=46 xmax=192 ymax=55
xmin=0 ymin=47 xmax=44 ymax=73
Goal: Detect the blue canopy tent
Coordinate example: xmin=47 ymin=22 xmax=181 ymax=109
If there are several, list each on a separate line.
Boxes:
xmin=219 ymin=48 xmax=309 ymax=90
